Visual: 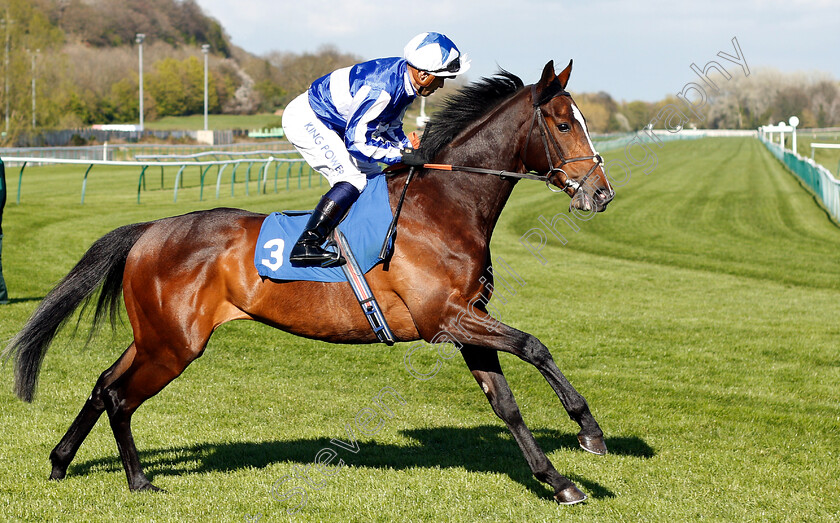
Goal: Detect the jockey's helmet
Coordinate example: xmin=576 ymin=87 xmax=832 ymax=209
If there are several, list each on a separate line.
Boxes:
xmin=404 ymin=32 xmax=470 ymax=78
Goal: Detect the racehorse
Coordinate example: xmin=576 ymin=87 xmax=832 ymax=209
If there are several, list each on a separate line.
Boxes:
xmin=4 ymin=60 xmax=614 ymax=504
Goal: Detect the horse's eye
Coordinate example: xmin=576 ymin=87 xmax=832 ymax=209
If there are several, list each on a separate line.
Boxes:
xmin=557 ymin=123 xmax=571 ymax=133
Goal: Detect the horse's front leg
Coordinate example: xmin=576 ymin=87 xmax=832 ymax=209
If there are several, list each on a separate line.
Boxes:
xmin=454 ymin=309 xmax=607 ymax=455
xmin=461 ymin=346 xmax=587 ymax=504
xmin=516 ymin=331 xmax=607 ymax=455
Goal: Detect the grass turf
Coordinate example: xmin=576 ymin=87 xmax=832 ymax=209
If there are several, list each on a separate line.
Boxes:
xmin=0 ymin=137 xmax=839 ymax=521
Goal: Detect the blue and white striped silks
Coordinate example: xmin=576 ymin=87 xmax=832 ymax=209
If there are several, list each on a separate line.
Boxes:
xmin=307 ymin=57 xmax=416 ymax=166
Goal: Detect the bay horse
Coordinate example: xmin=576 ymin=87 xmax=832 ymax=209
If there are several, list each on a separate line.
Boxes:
xmin=4 ymin=60 xmax=614 ymax=504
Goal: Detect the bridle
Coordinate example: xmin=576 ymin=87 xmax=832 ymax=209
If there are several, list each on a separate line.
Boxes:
xmin=416 ymin=81 xmax=604 ymax=196
xmin=523 ymin=83 xmax=603 ymax=194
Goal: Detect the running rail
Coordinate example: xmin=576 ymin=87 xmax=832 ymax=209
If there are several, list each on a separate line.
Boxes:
xmin=0 ymin=156 xmax=314 ymax=204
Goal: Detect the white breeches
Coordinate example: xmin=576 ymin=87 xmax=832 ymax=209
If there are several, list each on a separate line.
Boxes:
xmin=281 ymin=93 xmax=381 ymax=192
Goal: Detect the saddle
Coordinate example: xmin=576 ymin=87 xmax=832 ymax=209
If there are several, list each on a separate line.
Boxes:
xmin=253 ymin=175 xmax=397 ymax=344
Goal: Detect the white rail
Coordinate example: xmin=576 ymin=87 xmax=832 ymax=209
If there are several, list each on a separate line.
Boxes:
xmin=0 ymin=156 xmax=312 ymax=204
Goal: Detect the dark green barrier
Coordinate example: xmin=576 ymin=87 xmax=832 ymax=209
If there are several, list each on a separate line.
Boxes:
xmin=760 ymin=137 xmax=840 ymax=223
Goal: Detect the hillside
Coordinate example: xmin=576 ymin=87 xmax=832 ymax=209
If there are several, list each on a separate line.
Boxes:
xmin=40 ymin=0 xmax=230 ymax=54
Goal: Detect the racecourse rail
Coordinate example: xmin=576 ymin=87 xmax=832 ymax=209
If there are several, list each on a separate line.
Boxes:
xmin=0 ymin=140 xmax=290 ymax=162
xmin=2 ymin=132 xmax=687 ymax=205
xmin=759 ymin=135 xmax=840 ymax=223
xmin=9 ymin=130 xmax=836 ymax=212
xmin=1 ymin=154 xmax=318 ymax=204
xmin=0 ymin=131 xmax=715 ymax=205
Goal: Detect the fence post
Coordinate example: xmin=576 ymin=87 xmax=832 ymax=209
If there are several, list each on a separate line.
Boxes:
xmin=231 ymin=162 xmax=239 ymax=197
xmin=16 ymin=162 xmax=27 ymax=204
xmin=245 ymin=161 xmax=252 ymax=196
xmin=173 ymin=164 xmax=187 ymax=202
xmin=216 ymin=163 xmax=228 ymax=199
xmin=80 ymin=164 xmax=94 ymax=204
xmin=199 ymin=164 xmax=213 ymax=201
xmin=778 ymin=121 xmax=786 ymax=150
xmin=261 ymin=157 xmax=273 ymax=194
xmin=137 ymin=165 xmax=149 ymax=204
xmin=789 ymin=116 xmax=799 ymax=156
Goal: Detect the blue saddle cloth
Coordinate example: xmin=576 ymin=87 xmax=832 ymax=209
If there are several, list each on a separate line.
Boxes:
xmin=254 ymin=175 xmax=392 ymax=282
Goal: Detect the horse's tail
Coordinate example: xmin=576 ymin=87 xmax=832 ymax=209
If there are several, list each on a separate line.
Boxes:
xmin=2 ymin=222 xmax=151 ymax=402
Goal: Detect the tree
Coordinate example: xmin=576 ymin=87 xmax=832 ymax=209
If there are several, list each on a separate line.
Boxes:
xmin=241 ymin=55 xmax=286 ymax=113
xmin=704 ymin=68 xmax=840 ymax=129
xmin=622 ymin=100 xmax=653 ymax=131
xmin=182 ymin=55 xmax=205 ymax=114
xmin=0 ymin=0 xmax=63 ymax=142
xmin=574 ymin=98 xmax=610 ymax=133
xmin=147 ymin=58 xmax=184 ymax=116
xmin=109 ymin=78 xmax=139 ymax=123
xmin=266 ymin=45 xmax=362 ymax=107
xmin=145 ymin=55 xmax=218 ymax=117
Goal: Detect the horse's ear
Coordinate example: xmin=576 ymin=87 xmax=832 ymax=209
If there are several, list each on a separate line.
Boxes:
xmin=536 ymin=60 xmax=556 ymax=90
xmin=557 ymin=59 xmax=573 ymax=89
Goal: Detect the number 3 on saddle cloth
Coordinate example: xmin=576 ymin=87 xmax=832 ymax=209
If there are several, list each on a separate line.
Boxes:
xmin=253 ymin=175 xmax=397 ymax=345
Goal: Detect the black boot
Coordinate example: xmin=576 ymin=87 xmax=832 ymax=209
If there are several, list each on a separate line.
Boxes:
xmin=289 ymin=182 xmax=360 ymax=267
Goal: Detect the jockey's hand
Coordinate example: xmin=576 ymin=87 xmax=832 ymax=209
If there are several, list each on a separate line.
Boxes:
xmin=401 ymin=148 xmax=426 ymax=167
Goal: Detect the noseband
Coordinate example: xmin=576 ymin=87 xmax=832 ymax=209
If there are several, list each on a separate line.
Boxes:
xmin=524 ymin=83 xmax=603 ymax=194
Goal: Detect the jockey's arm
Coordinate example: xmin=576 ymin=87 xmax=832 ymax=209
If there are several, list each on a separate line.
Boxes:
xmin=344 ymin=89 xmax=407 ymax=166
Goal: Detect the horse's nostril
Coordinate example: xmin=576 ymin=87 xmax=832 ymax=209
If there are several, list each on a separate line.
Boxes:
xmin=594 ymin=188 xmax=614 ymax=205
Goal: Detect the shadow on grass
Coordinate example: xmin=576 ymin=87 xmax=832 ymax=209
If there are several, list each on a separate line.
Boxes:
xmin=2 ymin=295 xmax=46 ymax=305
xmin=70 ymin=425 xmax=653 ymax=500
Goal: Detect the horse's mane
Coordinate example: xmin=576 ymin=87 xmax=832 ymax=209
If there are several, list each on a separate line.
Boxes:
xmin=420 ymin=70 xmax=524 ymax=160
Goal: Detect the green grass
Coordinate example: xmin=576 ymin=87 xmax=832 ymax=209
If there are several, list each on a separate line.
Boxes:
xmin=1 ymin=138 xmax=839 ymax=521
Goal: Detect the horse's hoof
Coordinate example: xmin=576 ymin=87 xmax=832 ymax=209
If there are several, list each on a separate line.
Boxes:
xmin=49 ymin=467 xmax=67 ymax=481
xmin=132 ymin=482 xmax=165 ymax=493
xmin=554 ymin=485 xmax=587 ymax=505
xmin=578 ymin=434 xmax=608 ymax=455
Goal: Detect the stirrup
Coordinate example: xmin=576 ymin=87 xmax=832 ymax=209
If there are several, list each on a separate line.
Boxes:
xmin=320 ymin=238 xmax=346 ymax=267
xmin=288 ymin=241 xmax=345 ymax=268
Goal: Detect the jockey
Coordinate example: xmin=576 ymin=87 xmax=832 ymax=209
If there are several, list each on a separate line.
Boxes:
xmin=282 ymin=31 xmax=470 ymax=267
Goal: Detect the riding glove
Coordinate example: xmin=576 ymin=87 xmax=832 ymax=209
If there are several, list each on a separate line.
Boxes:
xmin=401 ymin=148 xmax=426 ymax=167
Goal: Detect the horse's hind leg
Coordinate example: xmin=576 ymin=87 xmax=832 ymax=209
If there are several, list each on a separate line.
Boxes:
xmin=460 ymin=346 xmax=587 ymax=504
xmin=102 ymin=342 xmax=201 ymax=491
xmin=49 ymin=342 xmax=138 ymax=480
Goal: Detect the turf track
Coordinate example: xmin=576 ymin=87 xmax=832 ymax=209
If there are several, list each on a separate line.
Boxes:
xmin=1 ymin=137 xmax=838 ymax=521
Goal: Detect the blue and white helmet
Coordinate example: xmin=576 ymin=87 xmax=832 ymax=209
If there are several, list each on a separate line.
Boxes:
xmin=403 ymin=32 xmax=470 ymax=77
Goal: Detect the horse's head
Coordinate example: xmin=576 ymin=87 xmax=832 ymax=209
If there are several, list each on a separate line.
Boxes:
xmin=522 ymin=60 xmax=614 ymax=212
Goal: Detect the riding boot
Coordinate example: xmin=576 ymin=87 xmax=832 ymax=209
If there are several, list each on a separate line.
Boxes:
xmin=289 ymin=182 xmax=360 ymax=267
